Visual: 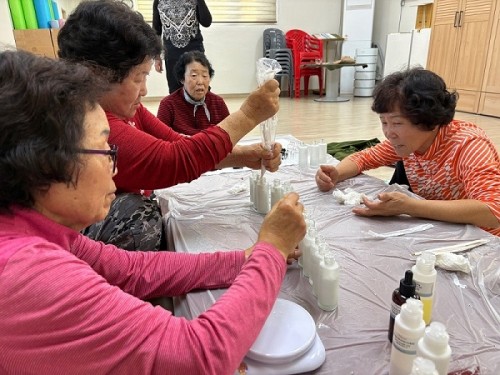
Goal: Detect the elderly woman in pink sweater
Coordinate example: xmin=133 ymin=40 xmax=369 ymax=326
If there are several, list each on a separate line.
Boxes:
xmin=0 ymin=50 xmax=306 ymax=375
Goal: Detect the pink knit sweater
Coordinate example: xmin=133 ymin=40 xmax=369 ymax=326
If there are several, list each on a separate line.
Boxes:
xmin=0 ymin=207 xmax=286 ymax=374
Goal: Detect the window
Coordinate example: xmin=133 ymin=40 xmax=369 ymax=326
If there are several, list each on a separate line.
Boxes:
xmin=135 ymin=0 xmax=277 ymax=24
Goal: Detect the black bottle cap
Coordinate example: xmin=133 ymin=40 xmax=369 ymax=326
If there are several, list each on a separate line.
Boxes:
xmin=399 ymin=270 xmax=416 ymax=297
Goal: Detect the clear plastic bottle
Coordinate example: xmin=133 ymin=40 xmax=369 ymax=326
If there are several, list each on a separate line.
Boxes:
xmin=416 ymin=322 xmax=452 ymax=375
xmin=389 ymin=298 xmax=425 ymax=375
xmin=298 ymin=142 xmax=309 ymax=171
xmin=389 ymin=270 xmax=420 ymax=342
xmin=309 ymin=141 xmax=320 ymax=169
xmin=319 ymin=138 xmax=328 ymax=164
xmin=317 ymin=251 xmax=340 ymax=311
xmin=410 ymin=357 xmax=439 ymax=375
xmin=412 ymin=252 xmax=437 ymax=325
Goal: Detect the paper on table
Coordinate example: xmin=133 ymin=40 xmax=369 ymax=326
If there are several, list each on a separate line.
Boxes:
xmin=367 ymin=223 xmax=434 ymax=238
xmin=412 ymin=239 xmax=489 ymax=256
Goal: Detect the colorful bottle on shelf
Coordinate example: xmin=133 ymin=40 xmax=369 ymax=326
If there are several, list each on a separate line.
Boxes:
xmin=416 ymin=322 xmax=452 ymax=375
xmin=8 ymin=0 xmax=27 ymax=29
xmin=21 ymin=0 xmax=38 ymax=29
xmin=33 ymin=0 xmax=52 ymax=28
xmin=412 ymin=252 xmax=437 ymax=325
xmin=389 ymin=270 xmax=419 ymax=342
xmin=389 ymin=298 xmax=425 ymax=375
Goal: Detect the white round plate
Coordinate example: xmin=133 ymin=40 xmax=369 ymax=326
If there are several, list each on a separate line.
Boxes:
xmin=247 ymin=298 xmax=316 ymax=365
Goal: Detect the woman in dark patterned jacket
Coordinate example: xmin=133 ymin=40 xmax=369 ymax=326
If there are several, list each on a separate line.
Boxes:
xmin=153 ymin=0 xmax=212 ymax=93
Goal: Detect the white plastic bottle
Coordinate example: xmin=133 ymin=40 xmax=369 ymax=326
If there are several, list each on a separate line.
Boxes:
xmin=249 ymin=170 xmax=259 ymax=205
xmin=300 ymin=226 xmax=316 ymax=278
xmin=298 ymin=218 xmax=314 ymax=268
xmin=389 ymin=298 xmax=425 ymax=375
xmin=410 ymin=357 xmax=439 ymax=375
xmin=310 ymin=238 xmax=326 ymax=292
xmin=317 ymin=251 xmax=340 ymax=311
xmin=416 ymin=322 xmax=452 ymax=375
xmin=412 ymin=252 xmax=437 ymax=325
xmin=255 ymin=176 xmax=270 ymax=214
xmin=270 ymin=179 xmax=283 ymax=207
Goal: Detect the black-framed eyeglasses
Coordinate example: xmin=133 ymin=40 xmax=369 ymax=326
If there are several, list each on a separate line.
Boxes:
xmin=78 ymin=144 xmax=118 ymax=173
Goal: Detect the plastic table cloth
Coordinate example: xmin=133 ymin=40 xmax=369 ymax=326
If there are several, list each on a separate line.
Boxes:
xmin=155 ymin=135 xmax=500 ymax=375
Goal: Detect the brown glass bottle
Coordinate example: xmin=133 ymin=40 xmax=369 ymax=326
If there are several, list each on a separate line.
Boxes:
xmin=388 ymin=270 xmax=420 ymax=342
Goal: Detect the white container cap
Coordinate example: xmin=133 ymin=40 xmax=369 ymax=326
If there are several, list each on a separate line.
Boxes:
xmin=416 ymin=252 xmax=437 ymax=273
xmin=423 ymin=322 xmax=450 ymax=353
xmin=411 ymin=357 xmax=438 ymax=375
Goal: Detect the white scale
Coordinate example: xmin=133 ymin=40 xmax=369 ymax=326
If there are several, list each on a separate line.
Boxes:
xmin=236 ymin=298 xmax=326 ymax=374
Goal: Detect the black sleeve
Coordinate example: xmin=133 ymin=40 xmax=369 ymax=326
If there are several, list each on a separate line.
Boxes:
xmin=152 ymin=0 xmax=162 ymax=36
xmin=197 ymin=0 xmax=212 ymax=27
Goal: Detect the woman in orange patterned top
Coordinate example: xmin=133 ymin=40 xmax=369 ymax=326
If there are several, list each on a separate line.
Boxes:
xmin=316 ymin=67 xmax=500 ymax=236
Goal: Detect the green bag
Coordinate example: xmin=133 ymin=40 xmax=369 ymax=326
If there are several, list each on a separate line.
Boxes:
xmin=327 ymin=138 xmax=380 ymax=161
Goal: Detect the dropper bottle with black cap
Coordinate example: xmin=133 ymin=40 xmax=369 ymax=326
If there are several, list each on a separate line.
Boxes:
xmin=388 ymin=270 xmax=420 ymax=342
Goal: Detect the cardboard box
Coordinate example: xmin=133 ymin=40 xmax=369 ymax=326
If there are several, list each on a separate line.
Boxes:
xmin=51 ymin=29 xmax=59 ymax=57
xmin=13 ymin=29 xmax=58 ymax=58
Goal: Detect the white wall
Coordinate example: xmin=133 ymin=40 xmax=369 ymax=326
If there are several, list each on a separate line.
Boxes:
xmin=1 ymin=0 xmax=16 ymax=50
xmin=1 ymin=0 xmax=424 ymax=97
xmin=150 ymin=0 xmax=343 ymax=97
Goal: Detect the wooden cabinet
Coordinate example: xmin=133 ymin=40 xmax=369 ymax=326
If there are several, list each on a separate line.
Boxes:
xmin=427 ymin=0 xmax=496 ymax=113
xmin=479 ymin=4 xmax=500 ymax=117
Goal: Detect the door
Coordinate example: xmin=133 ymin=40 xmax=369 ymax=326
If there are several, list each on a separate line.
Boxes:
xmin=427 ymin=0 xmax=461 ymax=87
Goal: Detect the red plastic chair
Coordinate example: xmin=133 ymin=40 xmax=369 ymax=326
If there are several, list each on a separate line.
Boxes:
xmin=285 ymin=29 xmax=324 ymax=98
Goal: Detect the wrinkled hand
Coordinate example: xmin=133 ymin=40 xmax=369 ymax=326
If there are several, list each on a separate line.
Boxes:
xmin=154 ymin=58 xmax=163 ymax=73
xmin=258 ymin=192 xmax=306 ymax=261
xmin=316 ymin=164 xmax=340 ymax=192
xmin=240 ymin=143 xmax=282 ymax=171
xmin=245 ymin=246 xmax=300 ymax=264
xmin=352 ymin=191 xmax=412 ymax=217
xmin=240 ymin=79 xmax=280 ymax=125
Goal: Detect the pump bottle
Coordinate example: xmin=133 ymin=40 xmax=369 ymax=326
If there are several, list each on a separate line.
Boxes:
xmin=412 ymin=252 xmax=437 ymax=325
xmin=416 ymin=322 xmax=452 ymax=375
xmin=389 ymin=270 xmax=420 ymax=342
xmin=389 ymin=298 xmax=425 ymax=375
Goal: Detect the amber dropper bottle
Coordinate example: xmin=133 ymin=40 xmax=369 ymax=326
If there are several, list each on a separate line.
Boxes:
xmin=388 ymin=270 xmax=420 ymax=342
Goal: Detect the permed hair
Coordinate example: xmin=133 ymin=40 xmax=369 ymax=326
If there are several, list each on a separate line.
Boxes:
xmin=58 ymin=0 xmax=162 ymax=83
xmin=0 ymin=50 xmax=107 ymax=211
xmin=371 ymin=67 xmax=458 ymax=131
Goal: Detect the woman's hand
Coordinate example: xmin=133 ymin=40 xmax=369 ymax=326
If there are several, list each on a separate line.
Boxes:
xmin=240 ymin=143 xmax=282 ymax=172
xmin=240 ymin=79 xmax=280 ymax=125
xmin=352 ymin=192 xmax=412 ymax=217
xmin=316 ymin=164 xmax=340 ymax=192
xmin=257 ymin=192 xmax=306 ymax=261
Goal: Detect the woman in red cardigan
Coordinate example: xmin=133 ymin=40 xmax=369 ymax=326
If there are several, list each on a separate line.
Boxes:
xmin=58 ymin=0 xmax=283 ymax=250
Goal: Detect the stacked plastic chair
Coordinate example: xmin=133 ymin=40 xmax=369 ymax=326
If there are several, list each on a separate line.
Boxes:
xmin=266 ymin=48 xmax=294 ymax=97
xmin=263 ymin=28 xmax=294 ymax=97
xmin=263 ymin=28 xmax=287 ymax=55
xmin=285 ymin=29 xmax=324 ymax=98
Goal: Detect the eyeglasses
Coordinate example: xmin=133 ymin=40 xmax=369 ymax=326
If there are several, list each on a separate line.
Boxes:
xmin=78 ymin=144 xmax=118 ymax=173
